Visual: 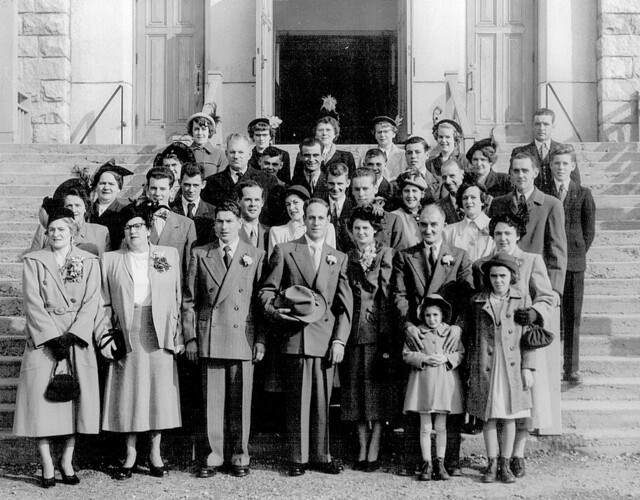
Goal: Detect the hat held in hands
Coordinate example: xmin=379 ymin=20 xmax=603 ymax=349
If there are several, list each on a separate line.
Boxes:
xmin=274 ymin=285 xmax=328 ymax=324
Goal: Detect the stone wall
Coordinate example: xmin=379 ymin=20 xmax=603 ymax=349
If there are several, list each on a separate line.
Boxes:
xmin=17 ymin=0 xmax=70 ymax=143
xmin=597 ymin=0 xmax=640 ymax=141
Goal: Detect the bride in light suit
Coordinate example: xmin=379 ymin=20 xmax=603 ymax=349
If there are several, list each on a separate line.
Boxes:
xmin=97 ymin=204 xmax=184 ymax=481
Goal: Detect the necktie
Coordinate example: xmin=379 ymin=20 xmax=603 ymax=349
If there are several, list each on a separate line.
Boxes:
xmin=187 ymin=203 xmax=195 ymax=219
xmin=559 ymin=184 xmax=567 ymax=203
xmin=223 ymin=245 xmax=231 ymax=269
xmin=331 ymin=202 xmax=338 ymax=222
xmin=250 ymin=228 xmax=258 ymax=247
xmin=311 ymin=245 xmax=321 ymax=272
xmin=309 ymin=175 xmax=316 ymax=194
xmin=429 ymin=245 xmax=437 ymax=270
xmin=151 ymin=212 xmax=166 ymax=241
xmin=539 ymin=143 xmax=547 ymax=160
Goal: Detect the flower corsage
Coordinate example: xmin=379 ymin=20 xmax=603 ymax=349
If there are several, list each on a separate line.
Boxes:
xmin=326 ymin=254 xmax=337 ymax=265
xmin=241 ymin=254 xmax=253 ymax=267
xmin=359 ymin=242 xmax=378 ymax=272
xmin=441 ymin=253 xmax=454 ymax=266
xmin=63 ymin=255 xmax=84 ymax=283
xmin=152 ymin=251 xmax=171 ymax=272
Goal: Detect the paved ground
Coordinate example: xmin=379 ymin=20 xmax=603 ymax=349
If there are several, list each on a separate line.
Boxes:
xmin=0 ymin=434 xmax=639 ymax=499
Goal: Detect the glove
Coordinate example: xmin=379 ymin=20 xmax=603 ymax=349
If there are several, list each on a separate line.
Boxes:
xmin=514 ymin=307 xmax=540 ymax=326
xmin=45 ymin=337 xmax=68 ymax=361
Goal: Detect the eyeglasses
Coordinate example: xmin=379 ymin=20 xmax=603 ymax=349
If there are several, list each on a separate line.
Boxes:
xmin=124 ymin=223 xmax=146 ymax=232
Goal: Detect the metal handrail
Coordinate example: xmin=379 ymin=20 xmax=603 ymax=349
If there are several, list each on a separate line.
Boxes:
xmin=545 ymin=83 xmax=583 ymax=142
xmin=79 ymin=85 xmax=124 ymax=144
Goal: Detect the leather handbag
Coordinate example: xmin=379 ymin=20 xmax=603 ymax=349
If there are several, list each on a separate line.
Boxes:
xmin=521 ymin=324 xmax=554 ymax=350
xmin=44 ymin=355 xmax=80 ymax=403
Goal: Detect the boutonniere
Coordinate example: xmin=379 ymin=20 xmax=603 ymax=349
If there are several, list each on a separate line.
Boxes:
xmin=441 ymin=253 xmax=454 ymax=266
xmin=326 ymin=254 xmax=337 ymax=265
xmin=241 ymin=254 xmax=253 ymax=267
xmin=63 ymin=255 xmax=83 ymax=283
xmin=152 ymin=251 xmax=171 ymax=272
xmin=358 ymin=242 xmax=379 ymax=272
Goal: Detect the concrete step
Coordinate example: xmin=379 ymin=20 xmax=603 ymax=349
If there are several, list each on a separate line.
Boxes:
xmin=0 ymin=231 xmax=32 ymax=248
xmin=589 ymin=183 xmax=640 ymax=195
xmin=0 ymin=317 xmax=26 ymax=336
xmin=593 ymin=230 xmax=640 ymax=246
xmin=0 ymin=248 xmax=27 ymax=264
xmin=0 ymin=357 xmax=21 ymax=378
xmin=0 ymin=162 xmax=147 ymax=175
xmin=1 ymin=172 xmax=147 ymax=186
xmin=582 ymin=295 xmax=639 ymax=315
xmin=586 ymin=261 xmax=640 ymax=279
xmin=0 ymin=280 xmax=21 ymax=298
xmin=596 ymin=207 xmax=640 ymax=221
xmin=0 ymin=297 xmax=24 ymax=317
xmin=582 ymin=313 xmax=640 ymax=335
xmin=0 ymin=208 xmax=38 ymax=221
xmin=562 ymin=399 xmax=640 ymax=431
xmin=0 ymin=378 xmax=18 ymax=404
xmin=580 ymin=355 xmax=640 ymax=377
xmin=0 ymin=153 xmax=157 ymax=164
xmin=0 ymin=403 xmax=14 ymax=430
xmin=588 ymin=246 xmax=640 ymax=262
xmin=0 ymin=143 xmax=165 ymax=154
xmin=0 ymin=335 xmax=24 ymax=357
xmin=581 ymin=335 xmax=640 ymax=357
xmin=584 ymin=278 xmax=640 ymax=295
xmin=561 ymin=377 xmax=640 ymax=400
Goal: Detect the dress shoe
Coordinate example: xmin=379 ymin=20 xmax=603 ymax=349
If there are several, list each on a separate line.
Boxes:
xmin=353 ymin=460 xmax=367 ymax=471
xmin=231 ymin=465 xmax=250 ymax=477
xmin=113 ymin=466 xmax=133 ymax=481
xmin=482 ymin=457 xmax=498 ymax=483
xmin=510 ymin=456 xmax=526 ymax=478
xmin=316 ymin=461 xmax=342 ymax=475
xmin=40 ymin=473 xmax=55 ymax=489
xmin=432 ymin=458 xmax=451 ymax=481
xmin=58 ymin=460 xmax=80 ymax=485
xmin=417 ymin=461 xmax=432 ymax=481
xmin=197 ymin=466 xmax=217 ymax=479
xmin=445 ymin=461 xmax=462 ymax=477
xmin=498 ymin=457 xmax=516 ymax=483
xmin=148 ymin=462 xmax=168 ymax=478
xmin=288 ymin=463 xmax=306 ymax=476
xmin=365 ymin=460 xmax=380 ymax=473
xmin=568 ymin=372 xmax=583 ymax=386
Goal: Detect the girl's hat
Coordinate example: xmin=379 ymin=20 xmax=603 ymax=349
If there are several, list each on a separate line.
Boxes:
xmin=186 ymin=110 xmax=220 ymax=132
xmin=432 ymin=118 xmax=463 ymax=136
xmin=481 ymin=252 xmax=520 ymax=280
xmin=372 ymin=116 xmax=397 ymax=128
xmin=397 ymin=170 xmax=428 ymax=191
xmin=284 ymin=185 xmax=310 ymax=202
xmin=465 ymin=137 xmax=498 ymax=163
xmin=417 ymin=293 xmax=452 ymax=324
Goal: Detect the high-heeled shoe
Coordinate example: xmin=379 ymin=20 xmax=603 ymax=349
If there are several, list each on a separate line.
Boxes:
xmin=148 ymin=457 xmax=168 ymax=477
xmin=40 ymin=473 xmax=55 ymax=489
xmin=58 ymin=459 xmax=80 ymax=485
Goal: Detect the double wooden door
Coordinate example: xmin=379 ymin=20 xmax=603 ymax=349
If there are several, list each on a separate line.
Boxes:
xmin=135 ymin=0 xmax=204 ymax=144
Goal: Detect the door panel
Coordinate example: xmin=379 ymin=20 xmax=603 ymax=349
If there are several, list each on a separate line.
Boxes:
xmin=467 ymin=0 xmax=533 ymax=141
xmin=256 ymin=0 xmax=274 ymax=119
xmin=136 ymin=0 xmax=204 ymax=143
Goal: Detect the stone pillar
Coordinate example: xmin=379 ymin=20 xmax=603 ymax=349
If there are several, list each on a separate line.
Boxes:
xmin=18 ymin=0 xmax=71 ymax=143
xmin=597 ymin=0 xmax=640 ymax=141
xmin=0 ymin=1 xmax=19 ymax=143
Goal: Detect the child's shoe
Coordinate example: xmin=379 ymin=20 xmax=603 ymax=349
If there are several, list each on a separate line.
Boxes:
xmin=417 ymin=461 xmax=432 ymax=481
xmin=482 ymin=457 xmax=498 ymax=483
xmin=432 ymin=458 xmax=450 ymax=480
xmin=498 ymin=457 xmax=516 ymax=483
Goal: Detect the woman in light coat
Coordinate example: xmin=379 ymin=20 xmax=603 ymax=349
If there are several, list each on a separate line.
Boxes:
xmin=97 ymin=204 xmax=184 ymax=480
xmin=14 ymin=207 xmax=101 ymax=488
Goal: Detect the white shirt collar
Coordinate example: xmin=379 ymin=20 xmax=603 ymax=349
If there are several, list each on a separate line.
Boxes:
xmin=182 ymin=198 xmax=200 ymax=215
xmin=330 ymin=196 xmax=345 ymax=214
xmin=304 ymin=234 xmax=325 ymax=250
xmin=461 ymin=212 xmax=490 ymax=231
xmin=423 ymin=239 xmax=443 ymax=256
xmin=554 ymin=179 xmax=570 ymax=192
xmin=534 ymin=139 xmax=551 ymax=151
xmin=516 ymin=186 xmax=535 ymax=200
xmin=219 ymin=236 xmax=240 ymax=257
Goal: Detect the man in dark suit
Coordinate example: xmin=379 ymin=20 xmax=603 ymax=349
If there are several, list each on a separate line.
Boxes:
xmin=144 ymin=166 xmax=197 ymax=278
xmin=236 ymin=180 xmax=270 ymax=254
xmin=436 ymin=158 xmax=465 ymax=224
xmin=324 ymin=162 xmax=355 ymax=252
xmin=546 ymin=144 xmax=596 ymax=385
xmin=348 ymin=167 xmax=409 ymax=251
xmin=201 ymin=133 xmax=277 ymax=207
xmin=183 ymin=200 xmax=266 ymax=478
xmin=170 ymin=162 xmax=216 ymax=246
xmin=290 ymin=138 xmax=330 ymax=199
xmin=510 ymin=108 xmax=581 ymax=189
xmin=259 ymin=199 xmax=353 ymax=476
xmin=393 ymin=203 xmax=474 ymax=477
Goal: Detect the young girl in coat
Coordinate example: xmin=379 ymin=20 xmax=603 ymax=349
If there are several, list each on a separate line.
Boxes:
xmin=466 ymin=253 xmax=536 ymax=484
xmin=403 ymin=294 xmax=464 ymax=481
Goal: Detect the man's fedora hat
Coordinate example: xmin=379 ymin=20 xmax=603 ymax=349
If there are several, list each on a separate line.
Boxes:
xmin=273 ymin=285 xmax=328 ymax=324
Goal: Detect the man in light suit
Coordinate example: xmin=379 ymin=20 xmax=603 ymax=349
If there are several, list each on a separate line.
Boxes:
xmin=182 ymin=200 xmax=266 ymax=478
xmin=145 ymin=166 xmax=197 ymax=279
xmin=236 ymin=180 xmax=270 ymax=253
xmin=393 ymin=203 xmax=474 ymax=477
xmin=510 ymin=108 xmax=581 ymax=189
xmin=170 ymin=162 xmax=216 ymax=246
xmin=259 ymin=198 xmax=353 ymax=476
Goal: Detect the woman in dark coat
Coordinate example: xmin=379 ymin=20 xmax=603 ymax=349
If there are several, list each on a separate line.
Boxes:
xmin=466 ymin=138 xmax=512 ymax=198
xmin=14 ymin=207 xmax=101 ymax=488
xmin=341 ymin=206 xmax=395 ymax=472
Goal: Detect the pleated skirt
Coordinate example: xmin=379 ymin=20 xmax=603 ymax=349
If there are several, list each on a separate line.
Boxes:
xmin=102 ymin=306 xmax=181 ymax=433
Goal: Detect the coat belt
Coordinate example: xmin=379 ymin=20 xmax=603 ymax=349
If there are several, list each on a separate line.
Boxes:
xmin=45 ymin=305 xmax=81 ymax=315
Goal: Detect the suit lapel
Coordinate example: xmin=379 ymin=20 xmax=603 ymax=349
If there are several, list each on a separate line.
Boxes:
xmin=216 ymin=240 xmax=249 ymax=305
xmin=37 ymin=251 xmax=71 ymax=305
xmin=428 ymin=242 xmax=455 ymax=294
xmin=407 ymin=244 xmax=428 ymax=289
xmin=291 ymin=240 xmax=317 ymax=288
xmin=314 ymin=243 xmax=337 ymax=291
xmin=202 ymin=243 xmax=225 ymax=288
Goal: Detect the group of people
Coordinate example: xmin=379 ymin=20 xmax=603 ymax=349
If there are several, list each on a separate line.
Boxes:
xmin=13 ymin=106 xmax=596 ymax=489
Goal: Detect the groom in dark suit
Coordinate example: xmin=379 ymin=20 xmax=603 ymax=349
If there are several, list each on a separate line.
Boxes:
xmin=259 ymin=198 xmax=353 ymax=476
xmin=393 ymin=203 xmax=474 ymax=477
xmin=510 ymin=108 xmax=581 ymax=189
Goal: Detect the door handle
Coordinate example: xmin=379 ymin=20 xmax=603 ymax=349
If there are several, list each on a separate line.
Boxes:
xmin=467 ymin=65 xmax=475 ymax=92
xmin=194 ymin=63 xmax=203 ymax=96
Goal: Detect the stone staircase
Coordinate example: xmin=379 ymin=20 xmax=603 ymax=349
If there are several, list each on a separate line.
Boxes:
xmin=0 ymin=142 xmax=639 ymax=454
